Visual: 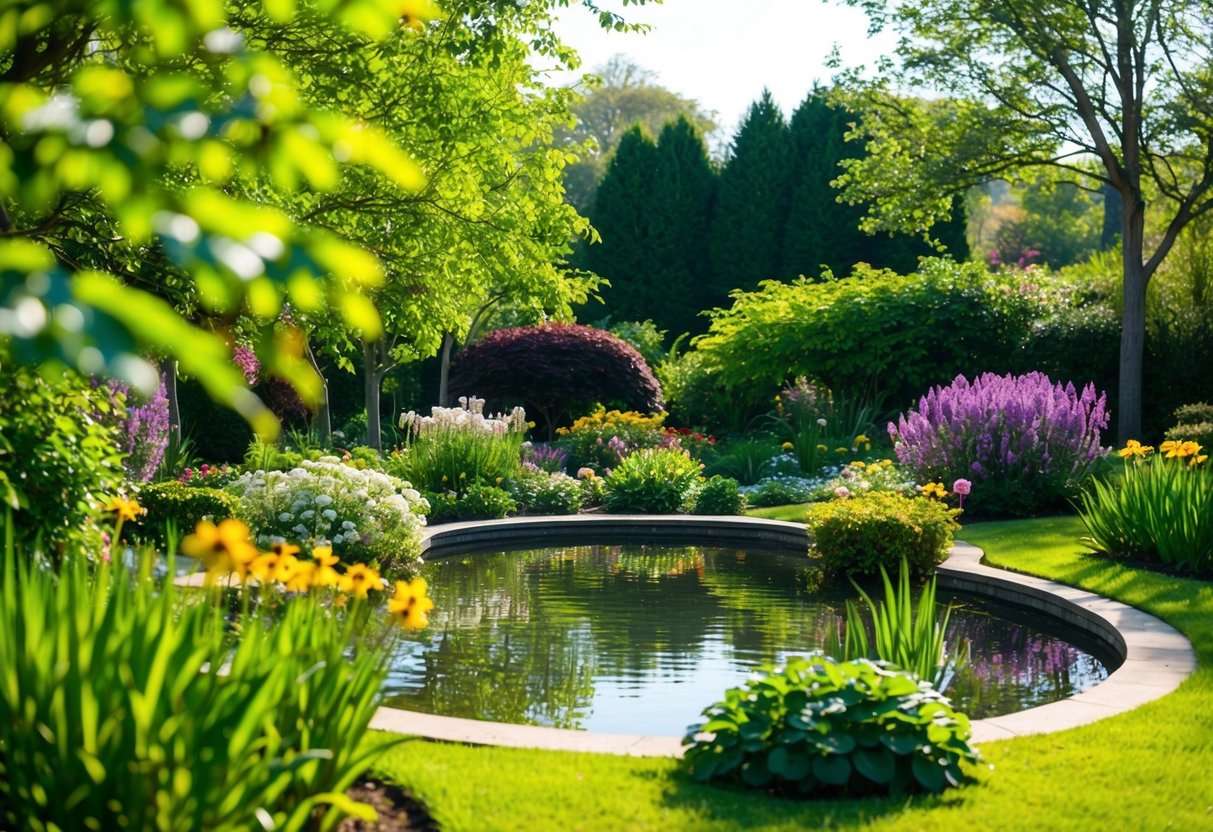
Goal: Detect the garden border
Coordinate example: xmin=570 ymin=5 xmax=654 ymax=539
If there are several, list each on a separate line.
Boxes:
xmin=368 ymin=515 xmax=1196 ymax=755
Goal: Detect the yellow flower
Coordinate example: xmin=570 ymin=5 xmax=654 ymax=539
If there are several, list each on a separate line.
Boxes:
xmin=283 ymin=561 xmax=316 ymax=592
xmin=781 ymin=441 xmax=794 ymax=452
xmin=920 ymin=482 xmax=948 ymax=500
xmin=1118 ymin=439 xmax=1154 ymax=459
xmin=834 ymin=447 xmax=848 ymax=454
xmin=339 ymin=563 xmax=383 ymax=598
xmin=250 ymin=544 xmax=301 ymax=584
xmin=816 ymin=444 xmax=828 ymax=453
xmin=103 ymin=496 xmax=143 ymax=523
xmin=181 ymin=519 xmax=258 ymax=580
xmin=387 ymin=577 xmax=435 ymax=630
xmin=854 ymin=434 xmax=870 ymax=447
xmin=851 ymin=461 xmax=866 ymax=470
xmin=309 ymin=544 xmax=342 ymax=587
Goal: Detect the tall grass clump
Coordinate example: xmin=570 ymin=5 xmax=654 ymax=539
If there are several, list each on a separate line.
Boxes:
xmin=1078 ymin=439 xmax=1212 ymax=571
xmin=833 ymin=559 xmax=957 ymax=688
xmin=393 ymin=396 xmax=526 ymax=494
xmin=0 ymin=516 xmax=406 ymax=831
xmin=890 ymin=371 xmax=1108 ymax=516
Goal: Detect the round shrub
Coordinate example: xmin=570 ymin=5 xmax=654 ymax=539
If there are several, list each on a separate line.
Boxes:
xmin=450 ymin=323 xmax=662 ymax=437
xmin=690 ymin=476 xmax=745 ymax=515
xmin=0 ymin=364 xmax=126 ymax=557
xmin=889 ymin=371 xmax=1108 ymax=516
xmin=806 ymin=492 xmax=959 ymax=577
xmin=1165 ymin=402 xmax=1213 ymax=450
xmin=135 ymin=482 xmax=240 ymax=546
xmin=684 ymin=656 xmax=979 ymax=796
xmin=225 ymin=457 xmax=428 ymax=571
xmin=603 ymin=448 xmax=702 ymax=514
xmin=508 ymin=469 xmax=583 ymax=515
xmin=456 ymin=484 xmax=516 ymax=521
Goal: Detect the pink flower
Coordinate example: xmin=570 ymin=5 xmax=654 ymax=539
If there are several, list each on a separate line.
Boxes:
xmin=834 ymin=486 xmax=851 ymax=499
xmin=952 ymin=479 xmax=972 ymax=496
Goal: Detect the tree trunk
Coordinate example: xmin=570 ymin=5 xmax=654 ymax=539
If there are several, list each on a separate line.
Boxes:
xmin=363 ymin=340 xmax=383 ymax=451
xmin=159 ymin=356 xmax=180 ymax=445
xmin=1101 ymin=182 xmax=1122 ymax=251
xmin=1117 ymin=191 xmax=1148 ymax=445
xmin=303 ymin=338 xmax=331 ymax=443
xmin=438 ymin=332 xmax=454 ymax=407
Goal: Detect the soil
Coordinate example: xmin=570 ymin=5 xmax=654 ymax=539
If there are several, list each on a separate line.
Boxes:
xmin=337 ymin=778 xmax=439 ymax=832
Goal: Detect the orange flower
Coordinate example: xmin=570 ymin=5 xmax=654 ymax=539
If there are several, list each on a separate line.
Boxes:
xmin=387 ymin=577 xmax=435 ymax=630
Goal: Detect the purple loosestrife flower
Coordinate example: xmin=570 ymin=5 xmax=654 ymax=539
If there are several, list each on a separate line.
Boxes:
xmin=96 ymin=375 xmax=171 ymax=482
xmin=233 ymin=345 xmax=260 ymax=386
xmin=888 ymin=372 xmax=1108 ymax=515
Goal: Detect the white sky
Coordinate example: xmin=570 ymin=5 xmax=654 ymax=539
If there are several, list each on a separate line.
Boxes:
xmin=548 ymin=0 xmax=896 ymax=139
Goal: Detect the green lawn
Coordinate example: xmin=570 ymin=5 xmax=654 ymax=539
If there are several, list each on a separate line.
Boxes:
xmin=371 ymin=515 xmax=1213 ymax=831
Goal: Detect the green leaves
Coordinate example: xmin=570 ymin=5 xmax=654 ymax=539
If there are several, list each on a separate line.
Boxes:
xmin=683 ymin=655 xmax=980 ymax=797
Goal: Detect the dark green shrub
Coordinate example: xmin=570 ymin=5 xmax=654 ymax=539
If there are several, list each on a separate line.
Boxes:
xmin=0 ymin=364 xmax=126 ymax=557
xmin=690 ymin=476 xmax=745 ymax=515
xmin=421 ymin=486 xmax=516 ymax=523
xmin=806 ymin=492 xmax=960 ymax=577
xmin=603 ymin=448 xmax=702 ymax=513
xmin=683 ymin=656 xmax=979 ymax=796
xmin=135 ymin=482 xmax=240 ymax=545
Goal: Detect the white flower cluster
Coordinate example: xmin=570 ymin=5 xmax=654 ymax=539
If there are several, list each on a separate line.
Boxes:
xmin=399 ymin=395 xmax=527 ymax=439
xmin=226 ymin=456 xmax=430 ymax=570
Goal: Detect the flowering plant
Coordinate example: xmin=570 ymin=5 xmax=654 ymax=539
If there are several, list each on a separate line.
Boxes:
xmin=554 ymin=406 xmax=667 ymax=472
xmin=1078 ymin=439 xmax=1212 ymax=571
xmin=225 ymin=457 xmax=428 ymax=571
xmin=507 ymin=469 xmax=583 ymax=515
xmin=178 ymin=462 xmax=237 ymax=488
xmin=393 ymin=396 xmax=525 ymax=494
xmin=95 ymin=375 xmax=170 ymax=483
xmin=890 ymin=372 xmax=1108 ymax=516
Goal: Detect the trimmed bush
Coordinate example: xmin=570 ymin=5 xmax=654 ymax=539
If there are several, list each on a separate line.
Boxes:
xmin=683 ymin=656 xmax=979 ymax=796
xmin=889 ymin=372 xmax=1108 ymax=516
xmin=422 ymin=485 xmax=517 ymax=523
xmin=135 ymin=482 xmax=240 ymax=545
xmin=806 ymin=491 xmax=959 ymax=577
xmin=508 ymin=469 xmax=583 ymax=515
xmin=1165 ymin=403 xmax=1213 ymax=450
xmin=450 ymin=324 xmax=662 ymax=437
xmin=603 ymin=448 xmax=702 ymax=514
xmin=690 ymin=475 xmax=746 ymax=515
xmin=693 ymin=259 xmax=1045 ymax=417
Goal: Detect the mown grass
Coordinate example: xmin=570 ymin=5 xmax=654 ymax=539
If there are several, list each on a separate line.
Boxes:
xmin=371 ymin=515 xmax=1213 ymax=831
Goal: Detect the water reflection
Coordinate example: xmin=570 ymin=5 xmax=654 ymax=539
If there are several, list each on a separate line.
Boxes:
xmin=381 ymin=545 xmax=1110 ymax=734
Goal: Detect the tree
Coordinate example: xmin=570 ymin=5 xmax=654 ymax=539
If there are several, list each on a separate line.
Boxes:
xmin=559 ymin=55 xmax=717 ymax=213
xmin=707 ymin=91 xmax=792 ymax=306
xmin=582 ymin=118 xmax=717 ymax=337
xmin=834 ymin=0 xmax=1213 ymax=443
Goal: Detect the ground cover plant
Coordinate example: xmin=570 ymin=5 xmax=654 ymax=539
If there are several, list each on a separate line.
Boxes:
xmin=366 ymin=515 xmax=1213 ymax=831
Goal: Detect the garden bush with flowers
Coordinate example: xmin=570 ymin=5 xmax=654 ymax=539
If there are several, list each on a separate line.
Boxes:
xmin=393 ymin=396 xmax=526 ymax=494
xmin=555 ymin=406 xmax=669 ymax=472
xmin=225 ymin=457 xmax=429 ymax=572
xmin=890 ymin=371 xmax=1108 ymax=516
xmin=1078 ymin=439 xmax=1212 ymax=571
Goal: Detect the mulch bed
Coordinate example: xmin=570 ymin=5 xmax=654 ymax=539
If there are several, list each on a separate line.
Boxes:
xmin=337 ymin=778 xmax=439 ymax=832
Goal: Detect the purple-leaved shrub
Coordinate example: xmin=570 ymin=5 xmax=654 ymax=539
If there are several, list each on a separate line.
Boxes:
xmin=889 ymin=372 xmax=1108 ymax=516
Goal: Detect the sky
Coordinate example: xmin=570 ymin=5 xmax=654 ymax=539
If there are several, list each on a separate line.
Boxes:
xmin=548 ymin=0 xmax=896 ymax=139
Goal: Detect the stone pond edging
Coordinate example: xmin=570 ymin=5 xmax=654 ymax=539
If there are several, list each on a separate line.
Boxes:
xmin=368 ymin=515 xmax=1196 ymax=755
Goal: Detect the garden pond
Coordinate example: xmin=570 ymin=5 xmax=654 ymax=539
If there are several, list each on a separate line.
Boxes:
xmin=382 ymin=544 xmax=1114 ymax=735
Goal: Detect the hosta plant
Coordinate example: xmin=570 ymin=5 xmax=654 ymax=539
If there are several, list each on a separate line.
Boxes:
xmin=683 ymin=656 xmax=979 ymax=796
xmin=1078 ymin=439 xmax=1213 ymax=571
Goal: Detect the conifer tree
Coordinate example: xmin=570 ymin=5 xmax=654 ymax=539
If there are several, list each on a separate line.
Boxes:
xmin=707 ymin=91 xmax=792 ymax=306
xmin=582 ymin=126 xmax=662 ymax=322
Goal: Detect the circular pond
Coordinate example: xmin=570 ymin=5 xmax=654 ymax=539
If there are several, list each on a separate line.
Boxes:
xmin=382 ymin=544 xmax=1115 ymax=736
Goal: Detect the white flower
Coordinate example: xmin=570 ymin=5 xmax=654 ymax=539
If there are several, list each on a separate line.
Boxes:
xmin=315 ymin=494 xmax=333 ymax=507
xmin=322 ymin=509 xmax=338 ymax=521
xmin=278 ymin=512 xmax=293 ymax=522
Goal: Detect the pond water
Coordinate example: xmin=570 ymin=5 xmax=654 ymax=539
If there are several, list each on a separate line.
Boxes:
xmin=382 ymin=544 xmax=1113 ymax=735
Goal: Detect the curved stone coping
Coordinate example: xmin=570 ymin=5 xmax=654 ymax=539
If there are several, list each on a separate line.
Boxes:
xmin=421 ymin=513 xmax=810 ymax=558
xmin=369 ymin=517 xmax=1197 ymax=756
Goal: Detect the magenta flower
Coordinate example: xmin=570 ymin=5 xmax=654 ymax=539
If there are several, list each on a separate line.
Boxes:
xmin=953 ymin=479 xmax=972 ymax=496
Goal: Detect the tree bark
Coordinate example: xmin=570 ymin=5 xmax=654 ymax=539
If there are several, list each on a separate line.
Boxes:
xmin=303 ymin=338 xmax=331 ymax=443
xmin=1117 ymin=189 xmax=1148 ymax=445
xmin=362 ymin=339 xmax=394 ymax=451
xmin=1101 ymin=182 xmax=1122 ymax=251
xmin=438 ymin=332 xmax=454 ymax=407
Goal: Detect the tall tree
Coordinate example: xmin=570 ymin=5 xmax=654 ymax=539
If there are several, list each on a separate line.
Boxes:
xmin=834 ymin=0 xmax=1213 ymax=443
xmin=559 ymin=56 xmax=717 ymax=213
xmin=708 ymin=91 xmax=792 ymax=306
xmin=582 ymin=126 xmax=661 ymax=323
